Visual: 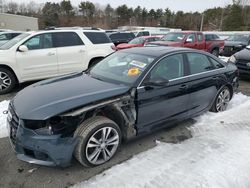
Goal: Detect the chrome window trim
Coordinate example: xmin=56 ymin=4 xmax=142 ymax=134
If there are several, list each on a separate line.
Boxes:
xmin=137 ymin=52 xmax=226 ymax=88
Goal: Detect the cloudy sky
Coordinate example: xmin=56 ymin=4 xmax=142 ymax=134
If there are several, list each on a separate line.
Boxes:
xmin=14 ymin=0 xmax=232 ymax=12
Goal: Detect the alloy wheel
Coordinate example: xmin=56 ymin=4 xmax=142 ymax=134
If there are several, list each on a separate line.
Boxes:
xmin=216 ymin=88 xmax=230 ymax=112
xmin=0 ymin=71 xmax=11 ymax=91
xmin=85 ymin=127 xmax=119 ymax=165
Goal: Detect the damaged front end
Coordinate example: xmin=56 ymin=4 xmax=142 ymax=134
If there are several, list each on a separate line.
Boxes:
xmin=8 ymin=103 xmax=81 ymax=167
xmin=8 ymin=89 xmax=137 ymax=167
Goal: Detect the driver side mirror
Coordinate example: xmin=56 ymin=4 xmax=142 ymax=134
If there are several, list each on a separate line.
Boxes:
xmin=18 ymin=45 xmax=28 ymax=52
xmin=185 ymin=38 xmax=193 ymax=43
xmin=144 ymin=77 xmax=169 ymax=87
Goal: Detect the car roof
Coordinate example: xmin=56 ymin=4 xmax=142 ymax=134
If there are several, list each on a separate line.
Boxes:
xmin=121 ymin=46 xmax=195 ymax=57
xmin=27 ymin=29 xmax=106 ymax=35
xmin=0 ymin=31 xmax=23 ymax=34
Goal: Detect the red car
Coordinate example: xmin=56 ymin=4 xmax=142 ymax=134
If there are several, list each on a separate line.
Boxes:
xmin=117 ymin=36 xmax=161 ymax=50
xmin=147 ymin=31 xmax=225 ymax=57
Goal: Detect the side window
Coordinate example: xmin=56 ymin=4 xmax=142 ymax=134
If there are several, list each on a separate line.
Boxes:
xmin=23 ymin=34 xmax=53 ymax=50
xmin=137 ymin=32 xmax=143 ymax=37
xmin=0 ymin=34 xmax=8 ymax=40
xmin=11 ymin=33 xmax=20 ymax=38
xmin=24 ymin=35 xmax=42 ymax=50
xmin=53 ymin=32 xmax=84 ymax=47
xmin=197 ymin=34 xmax=203 ymax=42
xmin=205 ymin=34 xmax=211 ymax=41
xmin=209 ymin=57 xmax=224 ymax=69
xmin=143 ymin=31 xmax=150 ymax=36
xmin=84 ymin=32 xmax=111 ymax=44
xmin=187 ymin=53 xmax=214 ymax=74
xmin=187 ymin=34 xmax=195 ymax=43
xmin=149 ymin=54 xmax=184 ymax=81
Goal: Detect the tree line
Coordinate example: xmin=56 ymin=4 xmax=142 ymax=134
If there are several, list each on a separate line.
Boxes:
xmin=1 ymin=0 xmax=250 ymax=31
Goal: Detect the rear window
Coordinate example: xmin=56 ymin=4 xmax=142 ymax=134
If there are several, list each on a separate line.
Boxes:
xmin=109 ymin=33 xmax=135 ymax=40
xmin=84 ymin=32 xmax=111 ymax=44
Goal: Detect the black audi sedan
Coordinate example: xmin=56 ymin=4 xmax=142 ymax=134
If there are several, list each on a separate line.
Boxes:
xmin=228 ymin=46 xmax=250 ymax=78
xmin=7 ymin=47 xmax=238 ymax=167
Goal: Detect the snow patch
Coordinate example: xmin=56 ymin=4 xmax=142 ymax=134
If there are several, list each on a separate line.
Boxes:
xmin=0 ymin=100 xmax=9 ymax=138
xmin=72 ymin=93 xmax=250 ymax=188
xmin=219 ymin=56 xmax=230 ymax=62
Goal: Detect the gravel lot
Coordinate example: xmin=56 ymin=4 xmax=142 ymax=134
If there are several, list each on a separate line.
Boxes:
xmin=0 ymin=78 xmax=249 ymax=188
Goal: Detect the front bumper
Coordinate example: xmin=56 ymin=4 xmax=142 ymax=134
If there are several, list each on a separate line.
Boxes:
xmin=8 ymin=120 xmax=78 ymax=167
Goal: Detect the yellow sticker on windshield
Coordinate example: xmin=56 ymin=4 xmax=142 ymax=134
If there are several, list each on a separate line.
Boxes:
xmin=128 ymin=68 xmax=140 ymax=76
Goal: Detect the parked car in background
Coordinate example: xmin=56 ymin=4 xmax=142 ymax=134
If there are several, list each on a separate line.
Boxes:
xmin=0 ymin=31 xmax=23 ymax=46
xmin=147 ymin=31 xmax=225 ymax=57
xmin=107 ymin=32 xmax=135 ymax=46
xmin=116 ymin=36 xmax=161 ymax=50
xmin=228 ymin=45 xmax=250 ymax=77
xmin=8 ymin=47 xmax=238 ymax=168
xmin=222 ymin=34 xmax=250 ymax=57
xmin=132 ymin=30 xmax=150 ymax=37
xmin=0 ymin=28 xmax=115 ymax=94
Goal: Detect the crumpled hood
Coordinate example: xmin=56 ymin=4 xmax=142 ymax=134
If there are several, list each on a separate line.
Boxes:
xmin=147 ymin=41 xmax=182 ymax=47
xmin=13 ymin=73 xmax=130 ymax=120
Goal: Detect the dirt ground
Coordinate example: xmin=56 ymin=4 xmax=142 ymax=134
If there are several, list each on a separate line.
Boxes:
xmin=0 ymin=78 xmax=249 ymax=188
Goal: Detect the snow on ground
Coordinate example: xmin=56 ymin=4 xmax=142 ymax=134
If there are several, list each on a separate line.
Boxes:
xmin=72 ymin=93 xmax=250 ymax=188
xmin=0 ymin=100 xmax=9 ymax=138
xmin=219 ymin=56 xmax=230 ymax=62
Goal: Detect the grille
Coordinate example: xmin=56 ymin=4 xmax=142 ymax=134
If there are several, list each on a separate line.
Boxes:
xmin=8 ymin=103 xmax=19 ymax=145
xmin=237 ymin=60 xmax=250 ymax=71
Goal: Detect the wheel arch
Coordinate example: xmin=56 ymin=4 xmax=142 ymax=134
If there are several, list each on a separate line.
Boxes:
xmin=88 ymin=57 xmax=104 ymax=68
xmin=84 ymin=104 xmax=136 ymax=141
xmin=0 ymin=64 xmax=19 ymax=83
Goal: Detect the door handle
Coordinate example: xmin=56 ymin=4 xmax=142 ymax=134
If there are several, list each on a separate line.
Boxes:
xmin=79 ymin=49 xmax=85 ymax=53
xmin=212 ymin=76 xmax=219 ymax=80
xmin=179 ymin=84 xmax=188 ymax=90
xmin=47 ymin=52 xmax=55 ymax=56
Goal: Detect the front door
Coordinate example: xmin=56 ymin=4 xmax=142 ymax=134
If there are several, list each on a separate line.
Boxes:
xmin=16 ymin=33 xmax=58 ymax=81
xmin=136 ymin=53 xmax=190 ymax=134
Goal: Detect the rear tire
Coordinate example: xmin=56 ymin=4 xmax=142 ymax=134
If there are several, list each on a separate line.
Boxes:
xmin=210 ymin=86 xmax=231 ymax=112
xmin=0 ymin=68 xmax=16 ymax=94
xmin=74 ymin=116 xmax=122 ymax=167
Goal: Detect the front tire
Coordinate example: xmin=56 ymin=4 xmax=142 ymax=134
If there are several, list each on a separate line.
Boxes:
xmin=74 ymin=116 xmax=121 ymax=167
xmin=210 ymin=86 xmax=231 ymax=112
xmin=0 ymin=68 xmax=16 ymax=94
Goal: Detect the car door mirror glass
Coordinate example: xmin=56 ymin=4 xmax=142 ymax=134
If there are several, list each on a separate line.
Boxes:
xmin=18 ymin=45 xmax=28 ymax=52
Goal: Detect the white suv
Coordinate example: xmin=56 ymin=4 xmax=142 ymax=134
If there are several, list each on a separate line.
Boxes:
xmin=0 ymin=29 xmax=115 ymax=94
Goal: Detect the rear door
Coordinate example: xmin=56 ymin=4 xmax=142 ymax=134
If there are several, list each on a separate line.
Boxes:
xmin=54 ymin=32 xmax=86 ymax=75
xmin=136 ymin=53 xmax=190 ymax=133
xmin=16 ymin=33 xmax=58 ymax=81
xmin=185 ymin=52 xmax=220 ymax=116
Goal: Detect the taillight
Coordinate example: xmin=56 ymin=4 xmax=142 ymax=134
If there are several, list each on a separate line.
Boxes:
xmin=111 ymin=45 xmax=117 ymax=51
